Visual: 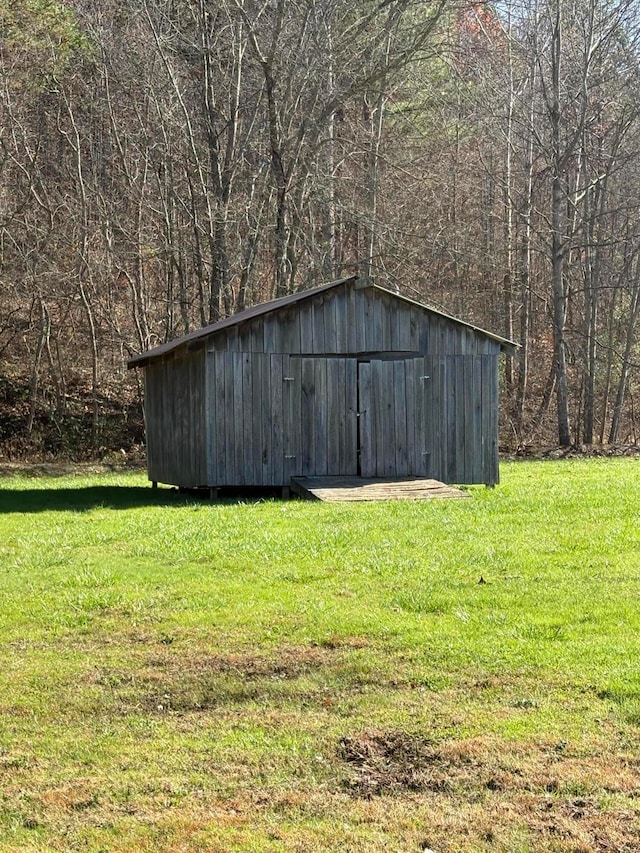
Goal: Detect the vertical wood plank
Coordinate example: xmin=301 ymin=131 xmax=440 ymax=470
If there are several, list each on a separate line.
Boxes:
xmin=383 ymin=361 xmax=396 ymax=476
xmin=213 ymin=352 xmax=226 ymax=484
xmin=314 ymin=359 xmax=328 ymax=475
xmin=312 ymin=294 xmax=325 ymax=352
xmin=355 ymin=288 xmax=366 ymax=353
xmin=324 ymin=292 xmax=338 ymax=354
xmin=168 ymin=359 xmax=176 ymax=483
xmin=416 ymin=357 xmax=429 ymax=477
xmin=327 ymin=358 xmax=341 ymax=474
xmin=238 ymin=322 xmax=252 ymax=351
xmin=445 ymin=355 xmax=456 ymax=483
xmin=432 ymin=356 xmax=445 ymax=482
xmin=264 ymin=315 xmax=277 ymax=353
xmin=389 ymin=300 xmax=400 ymax=350
xmin=372 ymin=295 xmax=384 ymax=352
xmin=395 ymin=302 xmax=411 ymax=351
xmin=250 ymin=319 xmax=263 ymax=353
xmin=462 ymin=357 xmax=474 ymax=483
xmin=404 ymin=358 xmax=416 ymax=475
xmin=481 ymin=355 xmax=490 ymax=484
xmin=345 ymin=358 xmax=358 ymax=475
xmin=281 ymin=307 xmax=301 ymax=353
xmin=472 ymin=355 xmax=483 ymax=484
xmin=492 ymin=356 xmax=500 ymax=484
xmin=482 ymin=356 xmax=499 ymax=485
xmin=335 ymin=289 xmax=348 ymax=353
xmin=232 ymin=352 xmax=244 ymax=484
xmin=455 ymin=356 xmax=466 ymax=484
xmin=394 ymin=360 xmax=408 ymax=476
xmin=284 ymin=355 xmax=302 ymax=481
xmin=164 ymin=360 xmax=173 ymax=484
xmin=210 ymin=333 xmax=225 ymax=353
xmin=271 ymin=354 xmax=284 ymax=485
xmin=381 ymin=294 xmax=393 ymax=351
xmin=143 ymin=365 xmax=157 ymax=482
xmin=418 ymin=313 xmax=430 ymax=354
xmin=249 ymin=355 xmax=263 ymax=485
xmin=226 ymin=325 xmax=240 ymax=352
xmin=336 ymin=358 xmax=346 ymax=473
xmin=409 ymin=308 xmax=419 ymax=352
xmin=372 ymin=361 xmax=384 ymax=476
xmin=346 ymin=283 xmax=357 ymax=352
xmin=301 ymin=357 xmax=315 ymax=475
xmin=221 ymin=354 xmax=233 ymax=484
xmin=241 ymin=352 xmax=252 ymax=485
xmin=299 ymin=301 xmax=313 ymax=352
xmin=273 ymin=312 xmax=285 ymax=352
xmin=254 ymin=353 xmax=271 ymax=486
xmin=191 ymin=354 xmax=201 ymax=484
xmin=358 ymin=362 xmax=374 ymax=477
xmin=373 ymin=360 xmax=384 ymax=477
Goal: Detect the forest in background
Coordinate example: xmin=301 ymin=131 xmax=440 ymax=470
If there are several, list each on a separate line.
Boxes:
xmin=2 ymin=0 xmax=640 ymax=460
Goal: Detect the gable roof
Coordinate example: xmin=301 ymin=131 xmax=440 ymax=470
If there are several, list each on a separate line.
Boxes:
xmin=127 ymin=275 xmax=517 ymax=368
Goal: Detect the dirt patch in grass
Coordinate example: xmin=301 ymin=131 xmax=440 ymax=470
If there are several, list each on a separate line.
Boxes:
xmin=92 ymin=645 xmax=344 ymax=714
xmin=182 ymin=646 xmax=334 ymax=679
xmin=339 ymin=731 xmax=640 ymax=798
xmin=337 ymin=731 xmax=640 ymax=851
xmin=339 ymin=730 xmax=446 ymax=796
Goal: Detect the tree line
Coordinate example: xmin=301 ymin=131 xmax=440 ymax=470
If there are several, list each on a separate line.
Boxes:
xmin=1 ymin=0 xmax=640 ymax=455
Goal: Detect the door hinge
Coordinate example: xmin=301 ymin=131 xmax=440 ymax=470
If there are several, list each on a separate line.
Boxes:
xmin=420 ymin=375 xmax=430 ymax=380
xmin=283 ymin=377 xmax=295 ymax=382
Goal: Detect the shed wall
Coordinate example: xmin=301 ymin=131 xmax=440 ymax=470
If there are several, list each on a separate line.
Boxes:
xmin=144 ymin=349 xmax=207 ymax=487
xmin=141 ymin=281 xmax=503 ymax=489
xmin=205 ymin=352 xmax=498 ymax=487
xmin=206 ymin=283 xmax=501 ymax=358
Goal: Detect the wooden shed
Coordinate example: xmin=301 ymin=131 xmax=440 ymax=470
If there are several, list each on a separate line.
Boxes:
xmin=128 ymin=276 xmax=516 ymax=491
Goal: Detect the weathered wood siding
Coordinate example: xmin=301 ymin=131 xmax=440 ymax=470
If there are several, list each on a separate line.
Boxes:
xmin=425 ymin=355 xmax=499 ymax=486
xmin=207 ymin=353 xmax=359 ymax=486
xmin=144 ymin=349 xmax=207 ymax=487
xmin=357 ymin=355 xmax=498 ymax=485
xmin=141 ymin=280 xmax=504 ymax=488
xmin=207 ymin=283 xmax=502 ymax=358
xmin=359 ymin=357 xmax=429 ymax=479
xmin=205 ymin=352 xmax=498 ymax=487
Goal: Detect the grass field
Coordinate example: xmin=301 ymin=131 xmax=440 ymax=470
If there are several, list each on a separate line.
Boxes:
xmin=1 ymin=458 xmax=639 ymax=852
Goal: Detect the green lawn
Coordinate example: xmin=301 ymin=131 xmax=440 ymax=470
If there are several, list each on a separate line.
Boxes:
xmin=1 ymin=459 xmax=639 ymax=852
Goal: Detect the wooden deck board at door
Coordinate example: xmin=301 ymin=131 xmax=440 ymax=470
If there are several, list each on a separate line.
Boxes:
xmin=291 ymin=476 xmax=469 ymax=502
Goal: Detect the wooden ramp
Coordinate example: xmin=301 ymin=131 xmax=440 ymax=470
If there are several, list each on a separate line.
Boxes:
xmin=290 ymin=476 xmax=469 ymax=502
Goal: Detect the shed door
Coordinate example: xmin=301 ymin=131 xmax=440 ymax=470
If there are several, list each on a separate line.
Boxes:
xmin=358 ymin=358 xmax=430 ymax=478
xmin=207 ymin=353 xmax=360 ymax=485
xmin=298 ymin=357 xmax=358 ymax=477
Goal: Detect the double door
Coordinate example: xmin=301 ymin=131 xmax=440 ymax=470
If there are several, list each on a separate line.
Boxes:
xmin=207 ymin=352 xmax=495 ymax=486
xmin=291 ymin=355 xmax=431 ymax=479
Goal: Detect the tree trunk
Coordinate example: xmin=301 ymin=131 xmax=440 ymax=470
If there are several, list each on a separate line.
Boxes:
xmin=550 ymin=0 xmax=571 ymax=445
